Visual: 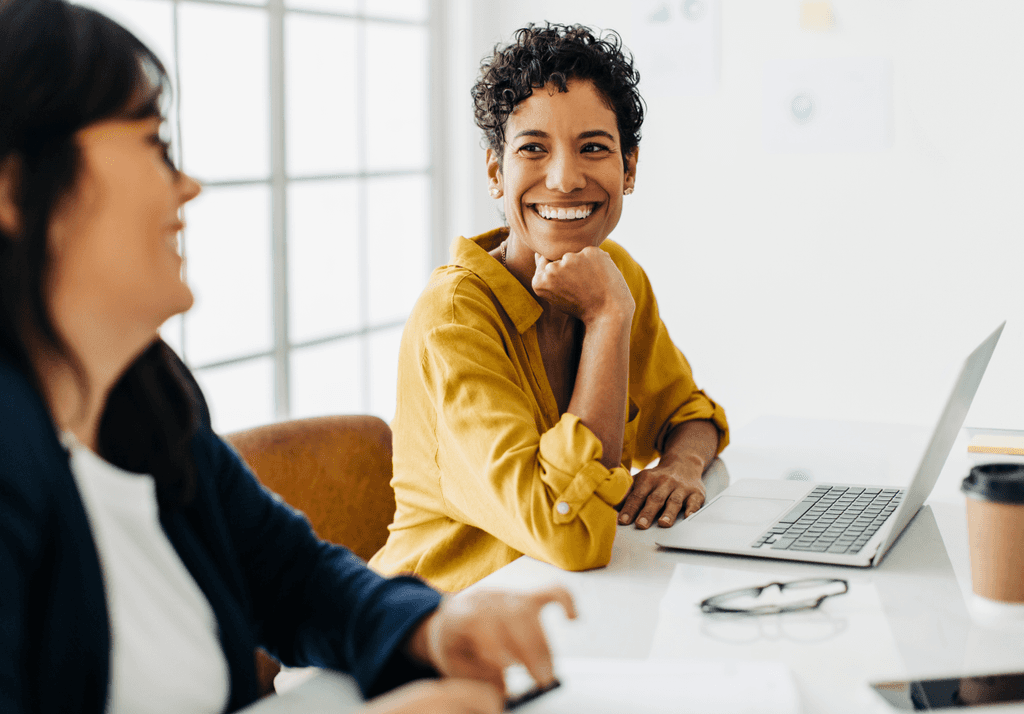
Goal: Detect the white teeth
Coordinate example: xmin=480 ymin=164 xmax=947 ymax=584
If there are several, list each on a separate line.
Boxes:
xmin=536 ymin=204 xmax=594 ymax=221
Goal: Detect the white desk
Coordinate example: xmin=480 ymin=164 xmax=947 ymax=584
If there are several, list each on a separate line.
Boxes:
xmin=247 ymin=418 xmax=1024 ymax=713
xmin=472 ymin=417 xmax=1024 ymax=713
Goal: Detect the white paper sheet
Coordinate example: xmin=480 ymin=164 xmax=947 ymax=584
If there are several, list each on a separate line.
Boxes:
xmin=630 ymin=0 xmax=720 ymax=96
xmin=514 ymin=657 xmax=799 ymax=714
xmin=650 ymin=564 xmax=906 ymax=683
xmin=762 ymin=57 xmax=892 ymax=152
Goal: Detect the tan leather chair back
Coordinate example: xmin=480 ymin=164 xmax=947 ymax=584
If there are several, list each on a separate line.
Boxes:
xmin=225 ymin=415 xmax=395 ymax=562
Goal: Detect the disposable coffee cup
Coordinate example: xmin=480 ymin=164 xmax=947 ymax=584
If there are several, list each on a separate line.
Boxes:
xmin=961 ymin=463 xmax=1024 ymax=612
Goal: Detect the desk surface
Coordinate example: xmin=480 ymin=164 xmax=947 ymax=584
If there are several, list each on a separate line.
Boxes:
xmin=252 ymin=418 xmax=1024 ymax=713
xmin=473 ymin=417 xmax=1024 ymax=714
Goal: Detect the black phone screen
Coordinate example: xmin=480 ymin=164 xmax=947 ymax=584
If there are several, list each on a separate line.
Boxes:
xmin=871 ymin=672 xmax=1024 ymax=710
xmin=504 ymin=679 xmax=561 ymax=711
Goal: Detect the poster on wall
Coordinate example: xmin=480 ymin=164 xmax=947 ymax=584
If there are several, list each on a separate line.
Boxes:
xmin=762 ymin=57 xmax=893 ymax=153
xmin=630 ymin=0 xmax=720 ymax=97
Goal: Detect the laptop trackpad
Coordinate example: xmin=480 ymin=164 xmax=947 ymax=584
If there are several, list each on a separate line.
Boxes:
xmin=694 ymin=496 xmax=794 ymax=526
xmin=658 ymin=495 xmax=798 ymax=551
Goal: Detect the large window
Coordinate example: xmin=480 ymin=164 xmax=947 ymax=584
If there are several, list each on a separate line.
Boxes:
xmin=82 ymin=0 xmax=432 ymax=433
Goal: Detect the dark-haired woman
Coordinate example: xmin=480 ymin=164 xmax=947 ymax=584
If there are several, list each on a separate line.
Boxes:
xmin=0 ymin=2 xmax=573 ymax=713
xmin=370 ymin=24 xmax=729 ymax=591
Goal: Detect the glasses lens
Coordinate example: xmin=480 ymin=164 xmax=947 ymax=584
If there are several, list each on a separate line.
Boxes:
xmin=720 ymin=587 xmax=769 ymax=611
xmin=783 ymin=579 xmax=846 ymax=595
xmin=768 ymin=579 xmax=844 ymax=610
xmin=719 ymin=579 xmax=845 ymax=612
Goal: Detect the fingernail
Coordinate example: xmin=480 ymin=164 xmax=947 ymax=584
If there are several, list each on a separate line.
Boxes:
xmin=660 ymin=516 xmax=672 ymax=525
xmin=618 ymin=513 xmax=629 ymax=524
xmin=637 ymin=517 xmax=648 ymax=528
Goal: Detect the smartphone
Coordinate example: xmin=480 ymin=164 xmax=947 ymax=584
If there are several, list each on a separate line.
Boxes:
xmin=871 ymin=671 xmax=1024 ymax=710
xmin=504 ymin=679 xmax=561 ymax=711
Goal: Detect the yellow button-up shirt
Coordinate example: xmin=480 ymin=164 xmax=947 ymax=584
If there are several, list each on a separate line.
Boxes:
xmin=369 ymin=229 xmax=728 ymax=591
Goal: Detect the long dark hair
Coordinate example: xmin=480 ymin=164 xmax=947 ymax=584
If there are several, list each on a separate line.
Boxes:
xmin=0 ymin=0 xmax=199 ymax=505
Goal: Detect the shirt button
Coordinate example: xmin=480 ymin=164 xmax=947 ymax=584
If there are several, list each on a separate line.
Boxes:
xmin=556 ymin=501 xmax=570 ymax=515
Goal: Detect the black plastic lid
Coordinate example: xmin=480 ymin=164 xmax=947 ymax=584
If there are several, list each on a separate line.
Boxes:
xmin=962 ymin=463 xmax=1024 ymax=504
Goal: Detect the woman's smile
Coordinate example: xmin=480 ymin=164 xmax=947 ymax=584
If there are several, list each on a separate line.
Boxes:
xmin=529 ymin=202 xmax=599 ymax=222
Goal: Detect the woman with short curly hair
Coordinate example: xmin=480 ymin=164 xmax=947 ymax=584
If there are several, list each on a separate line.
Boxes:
xmin=370 ymin=23 xmax=729 ymax=591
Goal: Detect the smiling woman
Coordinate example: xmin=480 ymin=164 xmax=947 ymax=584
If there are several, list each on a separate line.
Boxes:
xmin=369 ymin=23 xmax=730 ymax=592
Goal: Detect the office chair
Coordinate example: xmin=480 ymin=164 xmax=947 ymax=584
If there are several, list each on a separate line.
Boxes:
xmin=224 ymin=414 xmax=396 ymax=697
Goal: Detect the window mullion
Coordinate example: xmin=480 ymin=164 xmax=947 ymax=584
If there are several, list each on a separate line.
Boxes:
xmin=428 ymin=0 xmax=445 ymax=271
xmin=357 ymin=12 xmax=370 ymax=414
xmin=269 ymin=0 xmax=290 ymax=419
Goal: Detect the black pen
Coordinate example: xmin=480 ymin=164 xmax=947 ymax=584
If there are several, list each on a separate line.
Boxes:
xmin=504 ymin=679 xmax=562 ymax=711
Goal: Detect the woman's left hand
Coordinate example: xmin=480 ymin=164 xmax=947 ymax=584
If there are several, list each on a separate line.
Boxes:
xmin=617 ymin=454 xmax=706 ymax=529
xmin=406 ymin=586 xmax=577 ymax=695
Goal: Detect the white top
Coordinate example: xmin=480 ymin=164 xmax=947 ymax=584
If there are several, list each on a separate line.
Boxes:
xmin=64 ymin=434 xmax=230 ymax=714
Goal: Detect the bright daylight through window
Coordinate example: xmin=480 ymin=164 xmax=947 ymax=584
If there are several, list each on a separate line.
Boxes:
xmin=81 ymin=0 xmax=432 ymax=433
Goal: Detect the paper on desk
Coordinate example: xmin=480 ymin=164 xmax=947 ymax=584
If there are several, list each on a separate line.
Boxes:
xmin=515 ymin=658 xmax=798 ymax=714
xmin=650 ymin=564 xmax=905 ymax=683
xmin=239 ymin=669 xmax=364 ymax=713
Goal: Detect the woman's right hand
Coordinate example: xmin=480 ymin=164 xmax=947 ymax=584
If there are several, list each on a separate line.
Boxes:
xmin=364 ymin=679 xmax=502 ymax=714
xmin=532 ymin=247 xmax=634 ymax=325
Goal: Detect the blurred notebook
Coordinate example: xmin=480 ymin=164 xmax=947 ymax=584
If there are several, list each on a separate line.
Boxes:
xmin=968 ymin=434 xmax=1024 ymax=456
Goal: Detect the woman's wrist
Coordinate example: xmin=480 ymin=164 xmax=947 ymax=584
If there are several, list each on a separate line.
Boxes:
xmin=659 ymin=420 xmax=720 ymax=475
xmin=580 ymin=305 xmax=633 ymax=332
xmin=403 ymin=609 xmax=440 ymax=669
xmin=658 ymin=451 xmax=707 ymax=475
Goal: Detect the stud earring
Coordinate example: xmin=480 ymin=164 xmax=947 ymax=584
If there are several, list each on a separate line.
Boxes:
xmin=489 ymin=187 xmax=500 ymax=198
xmin=623 ymin=187 xmax=634 ymax=196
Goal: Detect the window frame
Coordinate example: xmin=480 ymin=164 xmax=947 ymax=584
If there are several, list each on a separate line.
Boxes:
xmin=156 ymin=0 xmax=441 ymax=427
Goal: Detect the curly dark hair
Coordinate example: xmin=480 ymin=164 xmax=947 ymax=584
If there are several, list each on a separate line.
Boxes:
xmin=472 ymin=23 xmax=645 ymax=169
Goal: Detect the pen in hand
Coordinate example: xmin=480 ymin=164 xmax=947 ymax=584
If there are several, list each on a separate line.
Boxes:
xmin=504 ymin=679 xmax=562 ymax=711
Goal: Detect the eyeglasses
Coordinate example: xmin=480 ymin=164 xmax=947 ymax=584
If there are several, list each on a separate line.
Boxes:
xmin=699 ymin=578 xmax=849 ymax=616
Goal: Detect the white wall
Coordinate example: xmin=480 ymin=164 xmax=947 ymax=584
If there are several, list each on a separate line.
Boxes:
xmin=441 ymin=0 xmax=1024 ymax=431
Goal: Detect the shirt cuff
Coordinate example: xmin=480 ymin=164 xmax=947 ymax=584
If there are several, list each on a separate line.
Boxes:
xmin=539 ymin=414 xmax=633 ymax=524
xmin=659 ymin=392 xmax=730 ymax=455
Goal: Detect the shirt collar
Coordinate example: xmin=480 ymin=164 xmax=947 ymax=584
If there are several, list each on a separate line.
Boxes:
xmin=448 ymin=228 xmax=543 ymax=334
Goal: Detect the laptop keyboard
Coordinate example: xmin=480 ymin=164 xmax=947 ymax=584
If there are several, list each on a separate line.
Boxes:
xmin=751 ymin=485 xmax=904 ymax=555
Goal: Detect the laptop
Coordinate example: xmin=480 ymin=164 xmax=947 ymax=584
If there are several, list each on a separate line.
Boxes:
xmin=656 ymin=322 xmax=1005 ymax=567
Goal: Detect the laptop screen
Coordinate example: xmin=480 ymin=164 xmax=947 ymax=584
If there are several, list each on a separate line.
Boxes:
xmin=874 ymin=322 xmax=1004 ymax=564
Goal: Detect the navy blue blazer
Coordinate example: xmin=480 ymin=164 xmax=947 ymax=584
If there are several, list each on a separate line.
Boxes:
xmin=0 ymin=355 xmax=441 ymax=714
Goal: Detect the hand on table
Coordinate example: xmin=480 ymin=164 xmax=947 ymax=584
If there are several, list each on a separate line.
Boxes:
xmin=406 ymin=585 xmax=577 ymax=695
xmin=618 ymin=454 xmax=706 ymax=529
xmin=531 ymin=248 xmax=634 ymax=325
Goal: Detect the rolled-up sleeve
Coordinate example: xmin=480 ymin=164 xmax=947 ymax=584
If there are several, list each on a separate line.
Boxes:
xmin=538 ymin=414 xmax=632 ymax=523
xmin=421 ymin=290 xmax=632 ymax=573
